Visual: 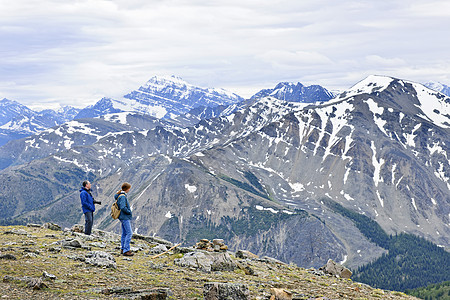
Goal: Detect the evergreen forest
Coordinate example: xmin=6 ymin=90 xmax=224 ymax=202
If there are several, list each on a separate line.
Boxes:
xmin=323 ymin=198 xmax=450 ymax=292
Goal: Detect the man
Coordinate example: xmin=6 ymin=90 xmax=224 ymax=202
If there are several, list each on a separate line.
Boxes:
xmin=79 ymin=180 xmax=100 ymax=235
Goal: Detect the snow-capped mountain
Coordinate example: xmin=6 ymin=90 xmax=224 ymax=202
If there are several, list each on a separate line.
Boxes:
xmin=250 ymin=81 xmax=335 ymax=102
xmin=76 ymin=75 xmax=244 ymax=120
xmin=0 ymin=112 xmax=174 ymax=170
xmin=1 ymin=75 xmax=449 ymax=272
xmin=172 ymin=81 xmax=334 ymax=126
xmin=0 ymin=98 xmax=80 ymax=147
xmin=425 ymin=81 xmax=450 ymax=97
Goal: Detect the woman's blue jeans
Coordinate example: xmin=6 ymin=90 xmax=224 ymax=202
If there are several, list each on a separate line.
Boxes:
xmin=120 ymin=219 xmax=132 ymax=253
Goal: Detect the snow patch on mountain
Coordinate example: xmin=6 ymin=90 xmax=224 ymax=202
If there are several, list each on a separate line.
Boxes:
xmin=102 ymin=112 xmax=133 ymax=125
xmin=411 ymin=82 xmax=450 ymax=128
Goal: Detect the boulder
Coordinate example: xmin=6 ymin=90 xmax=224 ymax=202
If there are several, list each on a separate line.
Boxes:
xmin=71 ymin=224 xmax=84 ymax=233
xmin=149 ymin=244 xmax=168 ymax=255
xmin=42 ymin=222 xmax=62 ymax=231
xmin=59 ymin=239 xmax=82 ymax=249
xmin=85 ymin=251 xmax=117 ymax=269
xmin=0 ymin=254 xmax=17 ymax=260
xmin=235 ymin=250 xmax=259 ymax=260
xmin=260 ymin=256 xmax=286 ymax=265
xmin=320 ymin=259 xmax=352 ymax=279
xmin=4 ymin=228 xmax=28 ymax=235
xmin=174 ymin=251 xmax=236 ymax=273
xmin=270 ymin=288 xmax=292 ymax=300
xmin=203 ymin=282 xmax=249 ymax=300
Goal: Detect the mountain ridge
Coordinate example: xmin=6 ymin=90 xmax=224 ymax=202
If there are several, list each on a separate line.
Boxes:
xmin=0 ymin=224 xmax=419 ymax=299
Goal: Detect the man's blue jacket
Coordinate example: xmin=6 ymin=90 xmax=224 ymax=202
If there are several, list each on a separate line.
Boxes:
xmin=80 ymin=187 xmax=95 ymax=213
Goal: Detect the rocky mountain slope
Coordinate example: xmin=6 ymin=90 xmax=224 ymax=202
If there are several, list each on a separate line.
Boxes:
xmin=0 ymin=224 xmax=418 ymax=299
xmin=0 ymin=75 xmax=448 ymax=284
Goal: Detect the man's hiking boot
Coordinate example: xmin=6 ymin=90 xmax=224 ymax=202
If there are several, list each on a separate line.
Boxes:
xmin=123 ymin=251 xmax=134 ymax=256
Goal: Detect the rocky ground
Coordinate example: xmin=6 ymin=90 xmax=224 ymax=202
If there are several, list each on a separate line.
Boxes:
xmin=0 ymin=224 xmax=418 ymax=300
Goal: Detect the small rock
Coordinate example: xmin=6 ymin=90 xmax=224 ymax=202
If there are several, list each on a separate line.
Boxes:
xmin=260 ymin=256 xmax=286 ymax=265
xmin=236 ymin=261 xmax=255 ymax=276
xmin=67 ymin=255 xmax=85 ymax=262
xmin=236 ymin=250 xmax=259 ymax=260
xmin=71 ymin=224 xmax=84 ymax=233
xmin=101 ymin=286 xmax=133 ymax=295
xmin=90 ymin=242 xmax=107 ymax=248
xmin=149 ymin=244 xmax=168 ymax=254
xmin=42 ymin=271 xmax=57 ymax=280
xmin=42 ymin=223 xmax=62 ymax=231
xmin=26 ymin=224 xmax=42 ymax=228
xmin=60 ymin=239 xmax=82 ymax=248
xmin=0 ymin=254 xmax=17 ymax=260
xmin=174 ymin=246 xmax=195 ymax=254
xmin=23 ymin=253 xmax=38 ymax=258
xmin=48 ymin=247 xmax=62 ymax=253
xmin=212 ymin=239 xmax=224 ymax=245
xmin=4 ymin=229 xmax=28 ymax=235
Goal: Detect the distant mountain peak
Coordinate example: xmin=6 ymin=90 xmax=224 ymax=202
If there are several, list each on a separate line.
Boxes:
xmin=424 ymin=81 xmax=450 ymax=97
xmin=345 ymin=75 xmax=396 ymax=96
xmin=250 ymin=81 xmax=334 ymax=103
xmin=143 ymin=75 xmax=189 ymax=89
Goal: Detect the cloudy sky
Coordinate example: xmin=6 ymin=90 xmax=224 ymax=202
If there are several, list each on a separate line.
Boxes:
xmin=1 ymin=0 xmax=450 ymax=110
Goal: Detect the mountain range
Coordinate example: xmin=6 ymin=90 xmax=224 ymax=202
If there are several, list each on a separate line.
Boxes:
xmin=0 ymin=75 xmax=449 ymax=290
xmin=0 ymin=76 xmax=337 ymax=148
xmin=0 ymin=98 xmax=80 ymax=146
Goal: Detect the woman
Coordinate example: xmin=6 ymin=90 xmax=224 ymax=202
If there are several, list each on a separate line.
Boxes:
xmin=115 ymin=182 xmax=134 ymax=256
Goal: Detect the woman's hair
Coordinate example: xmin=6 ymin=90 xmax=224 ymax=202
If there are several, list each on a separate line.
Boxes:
xmin=117 ymin=182 xmax=131 ymax=194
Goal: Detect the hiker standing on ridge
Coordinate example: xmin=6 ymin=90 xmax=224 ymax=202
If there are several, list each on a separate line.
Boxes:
xmin=79 ymin=180 xmax=100 ymax=235
xmin=115 ymin=182 xmax=134 ymax=256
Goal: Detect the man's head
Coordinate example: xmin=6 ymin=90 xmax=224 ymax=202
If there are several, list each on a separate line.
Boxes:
xmin=82 ymin=181 xmax=91 ymax=190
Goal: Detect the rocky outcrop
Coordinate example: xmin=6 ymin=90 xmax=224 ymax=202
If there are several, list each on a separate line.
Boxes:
xmin=85 ymin=251 xmax=116 ymax=268
xmin=174 ymin=251 xmax=236 ymax=273
xmin=319 ymin=259 xmax=353 ymax=279
xmin=203 ymin=282 xmax=249 ymax=300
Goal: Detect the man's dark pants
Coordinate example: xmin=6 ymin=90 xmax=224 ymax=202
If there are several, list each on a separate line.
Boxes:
xmin=84 ymin=211 xmax=93 ymax=235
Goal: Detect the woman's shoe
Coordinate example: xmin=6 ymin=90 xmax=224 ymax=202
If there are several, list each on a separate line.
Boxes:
xmin=123 ymin=251 xmax=134 ymax=256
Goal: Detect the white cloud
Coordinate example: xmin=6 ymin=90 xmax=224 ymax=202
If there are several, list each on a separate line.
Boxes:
xmin=1 ymin=0 xmax=450 ymax=107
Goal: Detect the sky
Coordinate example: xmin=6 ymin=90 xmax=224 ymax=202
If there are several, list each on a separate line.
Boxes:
xmin=1 ymin=0 xmax=450 ymax=110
